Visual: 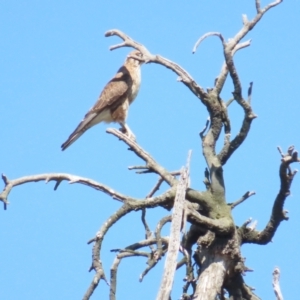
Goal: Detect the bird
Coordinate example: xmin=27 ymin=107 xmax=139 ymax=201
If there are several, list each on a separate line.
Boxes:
xmin=61 ymin=50 xmax=144 ymax=151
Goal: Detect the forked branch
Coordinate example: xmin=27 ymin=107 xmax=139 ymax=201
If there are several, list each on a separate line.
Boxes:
xmin=84 ymin=186 xmax=177 ymax=299
xmin=241 ymin=146 xmax=300 ymax=244
xmin=110 ymin=237 xmax=169 ymax=300
xmin=105 ymin=29 xmax=208 ymax=102
xmin=192 ymin=0 xmax=281 ymax=167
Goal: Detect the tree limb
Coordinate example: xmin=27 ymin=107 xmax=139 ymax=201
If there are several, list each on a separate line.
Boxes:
xmin=241 ymin=146 xmax=300 ymax=244
xmin=210 ymin=0 xmax=282 ymax=164
xmin=105 ymin=29 xmax=208 ymax=102
xmin=214 ymin=40 xmax=251 ymax=96
xmin=155 ymin=216 xmax=172 ymax=262
xmin=0 ymin=173 xmax=129 ymax=209
xmin=146 ymin=171 xmax=181 ymax=198
xmin=186 ymin=202 xmax=234 ymax=236
xmin=110 ymin=237 xmax=169 ymax=300
xmin=106 ymin=128 xmax=177 ymax=186
xmin=229 ymin=191 xmax=256 ymax=209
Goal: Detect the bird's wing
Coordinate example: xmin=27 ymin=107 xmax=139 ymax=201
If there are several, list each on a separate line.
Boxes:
xmin=75 ymin=71 xmax=131 ymax=132
xmin=90 ymin=68 xmax=131 ymax=113
xmin=61 ymin=70 xmax=130 ymax=151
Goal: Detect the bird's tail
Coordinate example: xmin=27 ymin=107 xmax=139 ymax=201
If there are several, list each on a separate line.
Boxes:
xmin=61 ymin=131 xmax=84 ymax=151
xmin=61 ymin=111 xmax=99 ymax=151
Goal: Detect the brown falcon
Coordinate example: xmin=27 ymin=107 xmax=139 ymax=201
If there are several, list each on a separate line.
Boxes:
xmin=61 ymin=50 xmax=144 ymax=151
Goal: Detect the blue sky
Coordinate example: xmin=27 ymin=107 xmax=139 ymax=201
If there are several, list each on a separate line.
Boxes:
xmin=1 ymin=1 xmax=300 ymax=299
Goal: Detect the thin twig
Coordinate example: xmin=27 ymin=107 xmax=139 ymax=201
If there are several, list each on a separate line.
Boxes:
xmin=147 ymin=177 xmax=165 ymax=198
xmin=192 ymin=32 xmax=225 ymax=53
xmin=106 ymin=128 xmax=177 ymax=186
xmin=146 ymin=171 xmax=181 ymax=198
xmin=128 ymin=165 xmax=149 ymax=170
xmin=141 ymin=209 xmax=155 ymax=251
xmin=140 ymin=246 xmax=168 ymax=282
xmin=226 ymin=98 xmax=235 ymax=107
xmin=229 ymin=191 xmax=256 ymax=209
xmin=155 ymin=216 xmax=172 ymax=262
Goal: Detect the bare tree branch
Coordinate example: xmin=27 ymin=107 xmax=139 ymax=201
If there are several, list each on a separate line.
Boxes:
xmin=186 ymin=202 xmax=234 ymax=236
xmin=146 ymin=171 xmax=181 ymax=198
xmin=110 ymin=252 xmax=134 ymax=300
xmin=192 ymin=32 xmax=225 ymax=53
xmin=83 ymin=257 xmax=108 ymax=300
xmin=110 ymin=237 xmax=169 ymax=300
xmin=84 ymin=204 xmax=132 ymax=299
xmin=106 ymin=128 xmax=177 ymax=186
xmin=217 ymin=82 xmax=256 ymax=166
xmin=205 ymin=1 xmax=282 ymax=165
xmin=141 ymin=209 xmax=155 ymax=252
xmin=83 ymin=186 xmax=177 ymax=297
xmin=217 ymin=0 xmax=281 ymax=103
xmin=242 ymin=146 xmax=300 ymax=244
xmin=255 ymin=0 xmax=261 ymax=13
xmin=0 ymin=173 xmax=129 ymax=209
xmin=272 ymin=267 xmax=284 ymax=300
xmin=155 ymin=216 xmax=172 ymax=262
xmin=214 ymin=40 xmax=251 ymax=95
xmin=147 ymin=177 xmax=165 ymax=198
xmin=247 ymin=220 xmax=258 ymax=231
xmin=140 ymin=246 xmax=168 ymax=283
xmin=141 ymin=209 xmax=152 ymax=236
xmin=229 ymin=191 xmax=256 ymax=209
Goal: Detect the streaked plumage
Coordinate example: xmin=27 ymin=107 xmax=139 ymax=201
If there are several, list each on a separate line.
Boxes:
xmin=61 ymin=50 xmax=143 ymax=151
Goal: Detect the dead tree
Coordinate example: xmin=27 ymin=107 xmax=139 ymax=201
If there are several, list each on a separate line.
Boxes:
xmin=0 ymin=1 xmax=297 ymax=299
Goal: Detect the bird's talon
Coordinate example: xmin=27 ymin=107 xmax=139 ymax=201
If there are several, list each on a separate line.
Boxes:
xmin=119 ymin=127 xmax=126 ymax=134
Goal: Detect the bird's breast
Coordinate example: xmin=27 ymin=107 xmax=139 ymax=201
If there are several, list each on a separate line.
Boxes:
xmin=129 ymin=67 xmax=141 ymax=103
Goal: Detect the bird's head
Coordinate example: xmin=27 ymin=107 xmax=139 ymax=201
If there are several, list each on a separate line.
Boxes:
xmin=126 ymin=50 xmax=144 ymax=67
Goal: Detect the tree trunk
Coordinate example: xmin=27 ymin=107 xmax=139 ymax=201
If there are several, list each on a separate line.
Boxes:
xmin=194 ymin=248 xmax=230 ymax=300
